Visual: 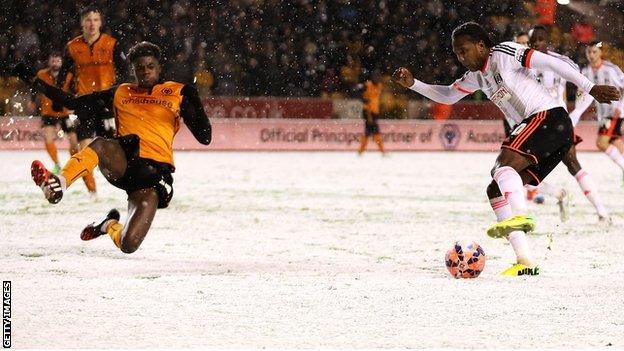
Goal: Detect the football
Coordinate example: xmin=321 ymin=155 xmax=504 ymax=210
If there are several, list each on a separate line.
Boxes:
xmin=445 ymin=241 xmax=486 ymax=279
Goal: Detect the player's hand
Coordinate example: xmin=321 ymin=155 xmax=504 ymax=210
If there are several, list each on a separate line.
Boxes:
xmin=613 ymin=108 xmax=622 ymax=119
xmin=392 ymin=67 xmax=415 ymax=88
xmin=589 ymin=85 xmax=621 ymax=104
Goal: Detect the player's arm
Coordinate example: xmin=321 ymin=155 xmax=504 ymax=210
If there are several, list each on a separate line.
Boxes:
xmin=34 ymin=78 xmax=114 ymax=112
xmin=524 ymin=49 xmax=620 ymax=103
xmin=180 ymin=85 xmax=211 ymax=145
xmin=357 ymin=84 xmax=373 ymax=122
xmin=393 ymin=67 xmax=471 ymax=105
xmin=57 ymin=46 xmax=74 ymax=89
xmin=113 ymin=41 xmax=127 ymax=83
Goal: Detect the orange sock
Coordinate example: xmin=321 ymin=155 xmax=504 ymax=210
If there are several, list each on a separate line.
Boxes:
xmin=358 ymin=135 xmax=368 ymax=154
xmin=45 ymin=142 xmax=59 ymax=164
xmin=106 ymin=221 xmax=123 ymax=248
xmin=373 ymin=134 xmax=385 ymax=153
xmin=60 ymin=146 xmax=99 ymax=188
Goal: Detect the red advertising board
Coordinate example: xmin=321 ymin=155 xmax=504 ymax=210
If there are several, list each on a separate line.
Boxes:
xmin=1 ymin=117 xmax=601 ymax=152
xmin=202 ymin=97 xmax=333 ymax=119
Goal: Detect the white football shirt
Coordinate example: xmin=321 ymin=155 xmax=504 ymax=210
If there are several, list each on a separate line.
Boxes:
xmin=580 ymin=60 xmax=624 ymax=119
xmin=452 ymin=41 xmax=561 ymax=127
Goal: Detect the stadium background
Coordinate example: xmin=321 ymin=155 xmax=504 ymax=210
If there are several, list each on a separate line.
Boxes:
xmin=3 ymin=2 xmax=624 ymax=348
xmin=1 ymin=0 xmax=623 ymax=150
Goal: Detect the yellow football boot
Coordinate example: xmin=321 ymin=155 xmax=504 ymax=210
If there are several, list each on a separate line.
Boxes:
xmin=486 ymin=215 xmax=535 ymax=238
xmin=500 ymin=263 xmax=540 ymax=276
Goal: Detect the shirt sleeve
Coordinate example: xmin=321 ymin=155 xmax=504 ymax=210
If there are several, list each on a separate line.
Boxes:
xmin=523 ymin=48 xmax=595 ymax=94
xmin=113 ymin=40 xmax=127 ymax=83
xmin=57 ymin=45 xmax=74 ymax=89
xmin=180 ymin=85 xmax=212 ymax=145
xmin=408 ymin=72 xmax=477 ymax=105
xmin=34 ymin=77 xmax=115 ymax=114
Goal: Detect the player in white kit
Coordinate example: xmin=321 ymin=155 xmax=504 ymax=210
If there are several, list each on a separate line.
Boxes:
xmin=569 ymin=41 xmax=624 ymax=183
xmin=393 ymin=22 xmax=620 ymax=276
xmin=528 ymin=26 xmax=610 ymax=222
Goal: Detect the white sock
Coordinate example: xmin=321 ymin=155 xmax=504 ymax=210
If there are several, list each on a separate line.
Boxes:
xmin=536 ymin=181 xmax=564 ymax=199
xmin=575 ymin=169 xmax=609 ymax=218
xmin=489 ymin=196 xmax=512 ymax=222
xmin=508 ymin=231 xmax=535 ymax=267
xmin=493 ymin=167 xmax=527 ymax=215
xmin=605 ymin=145 xmax=624 ymax=170
xmin=58 ymin=175 xmax=67 ymax=192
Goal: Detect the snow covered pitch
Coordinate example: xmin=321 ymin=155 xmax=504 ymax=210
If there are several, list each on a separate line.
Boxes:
xmin=2 ymin=150 xmax=623 ymax=348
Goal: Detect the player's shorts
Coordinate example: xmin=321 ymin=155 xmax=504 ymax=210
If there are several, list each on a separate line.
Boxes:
xmin=598 ymin=117 xmax=623 ymax=142
xmin=364 ymin=111 xmax=380 ymax=136
xmin=108 ymin=134 xmax=174 ymax=209
xmin=75 ymin=109 xmax=116 ymax=141
xmin=41 ymin=116 xmax=75 ymax=133
xmin=502 ymin=107 xmax=573 ymax=186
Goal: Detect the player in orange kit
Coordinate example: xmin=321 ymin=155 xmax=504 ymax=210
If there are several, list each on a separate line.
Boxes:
xmin=36 ymin=52 xmax=79 ymax=174
xmin=358 ymin=71 xmax=385 ymax=155
xmin=56 ymin=5 xmax=127 ymax=197
xmin=30 ymin=42 xmax=211 ymax=253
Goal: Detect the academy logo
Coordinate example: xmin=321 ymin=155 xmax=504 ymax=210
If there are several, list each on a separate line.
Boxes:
xmin=439 ymin=124 xmax=461 ymax=150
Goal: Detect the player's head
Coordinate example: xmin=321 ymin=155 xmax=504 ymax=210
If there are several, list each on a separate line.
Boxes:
xmin=514 ymin=31 xmax=529 ymax=47
xmin=451 ymin=22 xmax=494 ymax=72
xmin=528 ymin=25 xmax=549 ymax=53
xmin=47 ymin=52 xmax=62 ymax=72
xmin=586 ymin=41 xmax=603 ymax=66
xmin=127 ymin=41 xmax=162 ymax=88
xmin=80 ymin=5 xmax=102 ymax=37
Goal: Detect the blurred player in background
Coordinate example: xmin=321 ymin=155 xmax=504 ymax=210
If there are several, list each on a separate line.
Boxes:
xmin=513 ymin=31 xmax=529 ymax=48
xmin=394 ymin=22 xmax=620 ymax=276
xmin=30 ymin=42 xmax=211 ymax=254
xmin=56 ymin=5 xmax=127 ymax=197
xmin=528 ymin=26 xmax=610 ymax=222
xmin=358 ymin=70 xmax=385 ymax=155
xmin=36 ymin=52 xmax=79 ymax=175
xmin=569 ymin=41 xmax=624 ymax=184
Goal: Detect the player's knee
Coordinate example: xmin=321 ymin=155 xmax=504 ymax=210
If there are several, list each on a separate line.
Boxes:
xmin=120 ymin=238 xmax=141 ymax=254
xmin=489 ymin=166 xmax=501 ymax=178
xmin=120 ymin=244 xmax=138 ymax=254
xmin=120 ymin=228 xmax=148 ymax=254
xmin=564 ymin=158 xmax=581 ymax=175
xmin=86 ymin=137 xmax=105 ymax=153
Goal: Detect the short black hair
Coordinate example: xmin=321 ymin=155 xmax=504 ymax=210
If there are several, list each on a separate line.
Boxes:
xmin=531 ymin=25 xmax=548 ymax=33
xmin=515 ymin=31 xmax=529 ymax=38
xmin=48 ymin=51 xmax=62 ymax=58
xmin=127 ymin=41 xmax=162 ymax=63
xmin=451 ymin=22 xmax=494 ymax=47
xmin=79 ymin=5 xmax=101 ymax=18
